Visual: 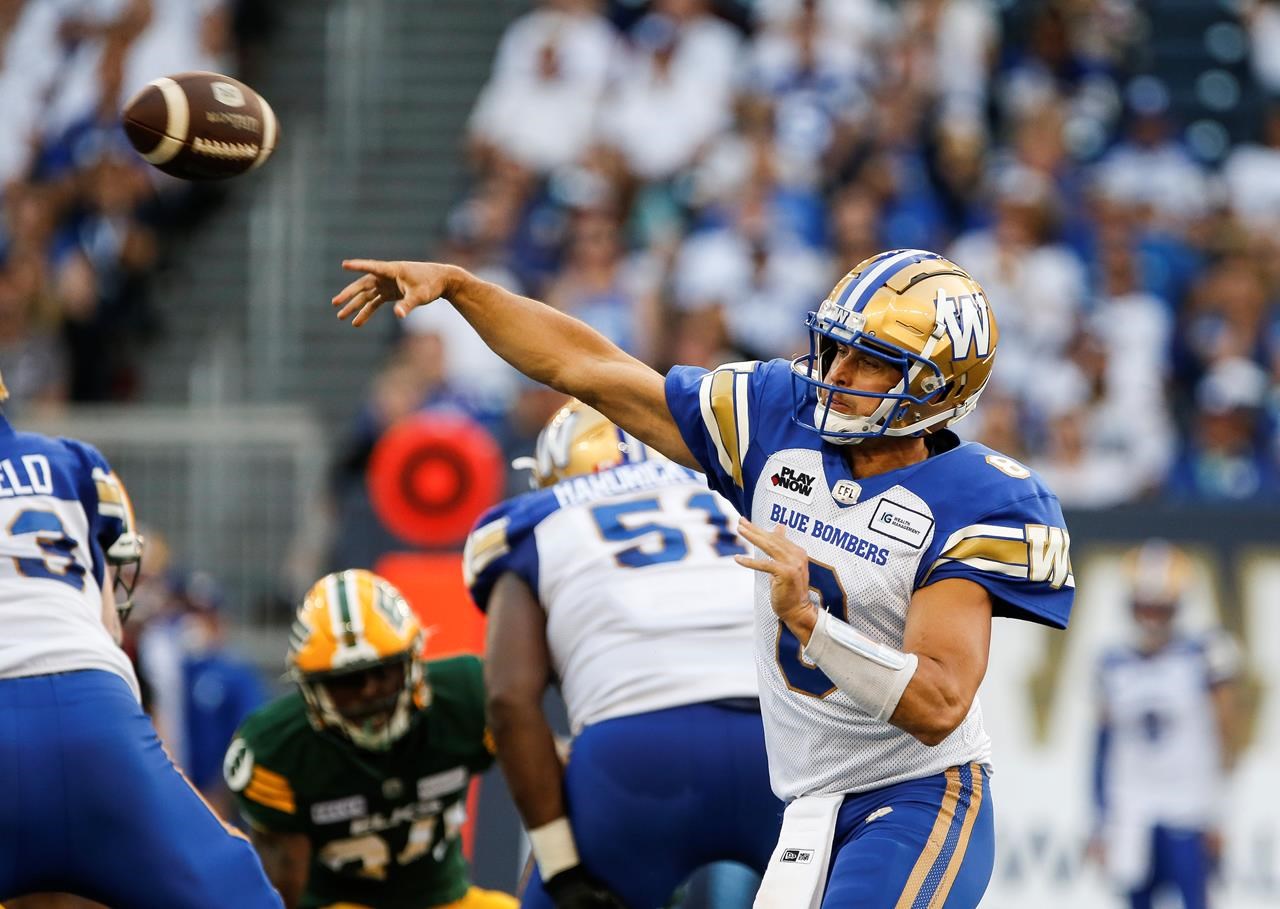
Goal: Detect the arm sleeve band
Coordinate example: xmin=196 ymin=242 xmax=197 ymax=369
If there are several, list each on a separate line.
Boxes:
xmin=802 ymin=609 xmax=919 ymax=722
xmin=528 ymin=817 xmax=580 ymax=880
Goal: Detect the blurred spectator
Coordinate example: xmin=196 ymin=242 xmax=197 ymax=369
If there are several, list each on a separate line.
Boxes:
xmin=1166 ymin=358 xmax=1279 ymax=501
xmin=1094 ymin=100 xmax=1209 ymax=226
xmin=1028 ymin=404 xmax=1138 ymax=508
xmin=949 ymin=166 xmax=1087 ymax=396
xmin=136 ymin=568 xmax=267 ymax=814
xmin=1181 ymin=255 xmax=1272 ymax=380
xmin=468 ymin=0 xmax=618 ymax=175
xmin=827 ymin=183 xmax=883 ymax=273
xmin=752 ymin=0 xmax=886 ymax=52
xmin=0 ymin=255 xmax=68 ymax=412
xmin=673 ymin=187 xmax=829 ymax=359
xmin=894 ymin=0 xmax=998 ymax=124
xmin=545 ymin=208 xmax=663 ymax=360
xmin=1222 ymin=103 xmax=1280 ymax=232
xmin=0 ymin=0 xmax=64 ymax=186
xmin=997 ymin=2 xmax=1118 ymax=130
xmin=121 ymin=0 xmax=229 ymax=100
xmin=597 ymin=0 xmax=741 ymax=181
xmin=1245 ymin=0 xmax=1280 ymax=96
xmin=740 ymin=0 xmax=870 ymax=178
xmin=1029 ymin=325 xmax=1173 ymax=508
xmin=40 ymin=0 xmax=152 ymax=146
xmin=927 ymin=116 xmax=987 ymax=235
xmin=964 ymin=389 xmax=1029 ymax=463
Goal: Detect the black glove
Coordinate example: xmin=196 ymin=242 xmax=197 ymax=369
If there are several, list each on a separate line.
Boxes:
xmin=543 ymin=864 xmax=628 ymax=909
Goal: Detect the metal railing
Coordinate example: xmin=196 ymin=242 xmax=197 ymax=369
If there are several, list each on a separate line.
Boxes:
xmin=25 ymin=405 xmax=331 ymax=638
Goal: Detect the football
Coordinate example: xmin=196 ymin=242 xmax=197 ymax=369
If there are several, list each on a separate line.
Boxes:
xmin=121 ymin=71 xmax=279 ymax=180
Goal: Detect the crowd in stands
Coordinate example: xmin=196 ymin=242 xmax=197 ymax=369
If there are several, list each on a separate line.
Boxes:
xmin=361 ymin=0 xmax=1280 ymax=507
xmin=0 ymin=0 xmax=267 ymax=409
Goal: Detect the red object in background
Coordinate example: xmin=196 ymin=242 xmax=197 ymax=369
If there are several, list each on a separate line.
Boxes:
xmin=367 ymin=413 xmax=504 ymax=548
xmin=376 ymin=551 xmax=488 ymax=859
xmin=374 ymin=552 xmax=486 ymax=658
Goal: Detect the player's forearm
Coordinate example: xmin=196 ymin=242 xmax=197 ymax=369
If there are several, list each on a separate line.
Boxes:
xmin=796 ymin=607 xmax=973 ymax=746
xmin=249 ymin=829 xmax=309 ymax=909
xmin=100 ymin=567 xmax=123 ymax=645
xmin=487 ymin=697 xmax=568 ymax=829
xmin=889 ymin=657 xmax=975 ymax=746
xmin=444 ymin=266 xmax=637 ymax=401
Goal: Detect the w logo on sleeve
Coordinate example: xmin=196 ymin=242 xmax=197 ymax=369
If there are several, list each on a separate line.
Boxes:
xmin=939 ymin=289 xmax=993 ymax=360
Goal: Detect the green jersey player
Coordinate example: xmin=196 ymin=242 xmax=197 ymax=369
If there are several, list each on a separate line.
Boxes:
xmin=224 ymin=569 xmax=516 ymax=909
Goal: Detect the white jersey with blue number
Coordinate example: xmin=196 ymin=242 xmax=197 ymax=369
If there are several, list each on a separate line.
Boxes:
xmin=464 ymin=461 xmax=757 ymax=735
xmin=0 ymin=415 xmax=139 ymax=698
xmin=665 ymin=359 xmax=1075 ymax=800
xmin=1095 ymin=632 xmax=1239 ymax=829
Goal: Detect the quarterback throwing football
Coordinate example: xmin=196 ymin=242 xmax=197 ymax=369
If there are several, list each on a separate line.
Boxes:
xmin=333 ymin=248 xmax=1076 ymax=908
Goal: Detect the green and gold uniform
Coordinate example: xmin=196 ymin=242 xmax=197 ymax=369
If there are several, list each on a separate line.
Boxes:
xmin=226 ymin=655 xmax=502 ymax=909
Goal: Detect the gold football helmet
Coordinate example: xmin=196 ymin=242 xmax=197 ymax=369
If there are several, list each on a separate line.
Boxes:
xmin=791 ymin=249 xmax=999 ymax=443
xmin=513 ymin=399 xmax=663 ymax=488
xmin=288 ymin=569 xmax=429 ymax=750
xmin=1123 ymin=541 xmax=1191 ymax=648
xmin=1123 ymin=540 xmax=1191 ymax=607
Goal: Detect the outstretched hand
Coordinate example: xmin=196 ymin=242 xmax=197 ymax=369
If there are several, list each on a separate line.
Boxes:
xmin=331 ymin=260 xmax=458 ymax=327
xmin=735 ymin=517 xmax=818 ymax=643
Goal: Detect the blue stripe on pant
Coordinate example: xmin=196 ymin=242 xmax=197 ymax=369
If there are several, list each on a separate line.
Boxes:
xmin=0 ymin=670 xmax=282 ymax=908
xmin=521 ymin=701 xmax=782 ymax=909
xmin=822 ymin=764 xmax=994 ymax=909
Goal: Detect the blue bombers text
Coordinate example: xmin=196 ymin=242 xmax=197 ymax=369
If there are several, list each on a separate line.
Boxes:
xmin=768 ymin=504 xmax=890 ymax=566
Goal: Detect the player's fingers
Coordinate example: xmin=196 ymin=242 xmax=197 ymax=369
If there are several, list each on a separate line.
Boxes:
xmin=351 ymin=295 xmax=387 ymax=327
xmin=342 ymin=258 xmax=398 ymax=277
xmin=736 ymin=518 xmax=775 ymax=547
xmin=733 ymin=554 xmax=778 ymax=574
xmin=331 ymin=274 xmax=371 ymax=306
xmin=740 ymin=520 xmax=796 ymax=559
xmin=335 ymin=288 xmax=374 ymax=321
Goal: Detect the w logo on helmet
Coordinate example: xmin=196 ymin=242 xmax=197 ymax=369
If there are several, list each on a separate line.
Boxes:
xmin=939 ymin=289 xmax=993 ymax=360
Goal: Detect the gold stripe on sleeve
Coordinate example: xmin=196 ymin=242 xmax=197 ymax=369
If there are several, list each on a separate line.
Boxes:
xmin=942 ymin=537 xmax=1028 ymax=567
xmin=708 ymin=369 xmax=742 ymax=487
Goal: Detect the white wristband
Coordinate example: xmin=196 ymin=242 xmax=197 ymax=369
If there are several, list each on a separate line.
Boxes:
xmin=803 ymin=609 xmax=919 ymax=722
xmin=528 ymin=817 xmax=580 ymax=881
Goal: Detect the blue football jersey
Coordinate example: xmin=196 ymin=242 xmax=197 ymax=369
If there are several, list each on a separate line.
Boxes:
xmin=0 ymin=413 xmax=140 ymax=693
xmin=665 ymin=359 xmax=1075 ymax=798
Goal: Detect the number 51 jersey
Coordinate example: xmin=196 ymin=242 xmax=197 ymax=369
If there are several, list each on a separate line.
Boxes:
xmin=665 ymin=360 xmax=1075 ymax=800
xmin=464 ymin=460 xmax=757 ymax=735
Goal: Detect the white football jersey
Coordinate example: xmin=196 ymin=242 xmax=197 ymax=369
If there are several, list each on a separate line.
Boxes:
xmin=0 ymin=418 xmax=139 ymax=699
xmin=666 ymin=360 xmax=1075 ymax=799
xmin=1096 ymin=632 xmax=1240 ymax=828
xmin=465 ymin=460 xmax=757 ymax=734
